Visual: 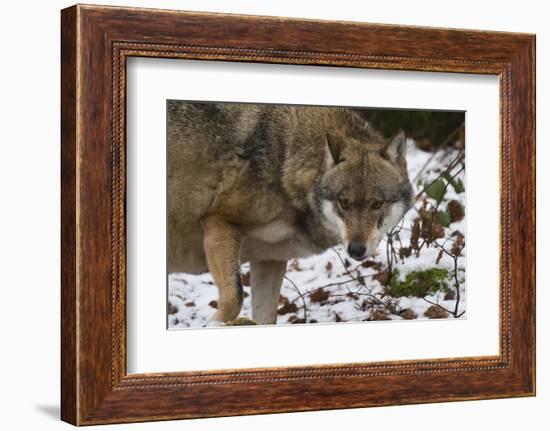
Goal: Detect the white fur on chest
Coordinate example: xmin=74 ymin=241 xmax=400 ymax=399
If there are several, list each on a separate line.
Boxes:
xmin=248 ymin=220 xmax=296 ymax=243
xmin=241 ymin=236 xmax=319 ymax=262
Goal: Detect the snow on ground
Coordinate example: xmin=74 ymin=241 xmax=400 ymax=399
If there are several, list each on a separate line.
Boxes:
xmin=168 ymin=140 xmax=466 ymax=329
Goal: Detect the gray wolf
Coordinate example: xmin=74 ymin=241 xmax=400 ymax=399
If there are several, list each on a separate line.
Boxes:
xmin=167 ymin=101 xmax=413 ymax=325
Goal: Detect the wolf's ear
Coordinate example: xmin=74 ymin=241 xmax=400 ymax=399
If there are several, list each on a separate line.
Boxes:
xmin=325 ymin=133 xmax=345 ymax=167
xmin=383 ymin=130 xmax=407 ymax=164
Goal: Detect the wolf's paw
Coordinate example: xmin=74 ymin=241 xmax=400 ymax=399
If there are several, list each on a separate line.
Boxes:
xmin=226 ymin=317 xmax=257 ymax=326
xmin=203 ymin=320 xmax=226 ymax=328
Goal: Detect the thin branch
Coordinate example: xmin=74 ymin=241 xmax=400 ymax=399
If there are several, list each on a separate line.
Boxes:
xmin=412 ymin=122 xmax=465 ymax=182
xmin=284 ymin=275 xmax=308 ymax=322
xmin=421 ymin=296 xmax=455 ymax=316
xmin=332 ymin=247 xmax=364 ymax=286
xmin=415 ymin=150 xmax=464 ymax=200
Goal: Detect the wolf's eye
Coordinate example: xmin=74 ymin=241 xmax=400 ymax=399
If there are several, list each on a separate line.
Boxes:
xmin=338 ymin=198 xmax=351 ymax=211
xmin=371 ymin=200 xmax=383 ymax=210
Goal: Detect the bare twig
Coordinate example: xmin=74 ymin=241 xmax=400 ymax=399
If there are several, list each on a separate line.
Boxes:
xmin=432 ymin=240 xmax=465 ymax=318
xmin=332 ymin=247 xmax=366 ymax=287
xmin=412 ymin=122 xmax=465 ymax=183
xmin=284 ymin=275 xmax=308 ymax=322
xmin=421 ymin=296 xmax=455 ymax=315
xmin=415 ymin=150 xmax=464 ymax=200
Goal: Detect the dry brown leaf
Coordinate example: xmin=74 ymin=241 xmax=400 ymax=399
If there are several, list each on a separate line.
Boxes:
xmin=277 ymin=301 xmax=298 ymax=315
xmin=400 ymin=308 xmax=418 ymax=320
xmin=309 ymin=288 xmax=330 ymax=303
xmin=370 ymin=309 xmax=391 ymax=321
xmin=424 ymin=305 xmax=449 ymax=319
xmin=240 ymin=271 xmax=251 ymax=286
xmin=373 ymin=270 xmax=392 ymax=287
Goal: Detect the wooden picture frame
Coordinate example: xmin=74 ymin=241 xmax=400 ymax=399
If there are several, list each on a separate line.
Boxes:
xmin=61 ymin=4 xmax=535 ymax=425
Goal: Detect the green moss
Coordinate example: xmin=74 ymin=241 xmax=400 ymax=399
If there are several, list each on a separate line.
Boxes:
xmin=389 ymin=268 xmax=450 ymax=298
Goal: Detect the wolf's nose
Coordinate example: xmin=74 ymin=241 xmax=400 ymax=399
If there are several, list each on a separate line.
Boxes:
xmin=348 ymin=243 xmax=367 ymax=260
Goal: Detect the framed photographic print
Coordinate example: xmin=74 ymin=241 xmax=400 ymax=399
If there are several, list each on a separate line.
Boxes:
xmin=61 ymin=4 xmax=536 ymax=425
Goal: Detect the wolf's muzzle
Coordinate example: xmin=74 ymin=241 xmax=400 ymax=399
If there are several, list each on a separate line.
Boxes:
xmin=347 ymin=242 xmax=367 ymax=261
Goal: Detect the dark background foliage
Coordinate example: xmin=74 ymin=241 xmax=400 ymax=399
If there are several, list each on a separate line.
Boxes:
xmin=355 ymin=108 xmax=465 ymax=152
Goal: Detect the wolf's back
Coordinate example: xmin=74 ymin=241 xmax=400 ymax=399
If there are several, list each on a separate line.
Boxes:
xmin=167 ymin=101 xmax=284 ymax=272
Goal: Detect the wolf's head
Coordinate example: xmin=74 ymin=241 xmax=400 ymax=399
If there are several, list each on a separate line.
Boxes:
xmin=317 ymin=126 xmax=414 ymax=261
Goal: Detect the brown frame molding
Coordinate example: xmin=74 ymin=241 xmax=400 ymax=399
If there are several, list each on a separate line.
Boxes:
xmin=61 ymin=4 xmax=535 ymax=425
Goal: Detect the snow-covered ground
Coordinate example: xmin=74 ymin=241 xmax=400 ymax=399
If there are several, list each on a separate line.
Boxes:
xmin=168 ymin=140 xmax=466 ymax=329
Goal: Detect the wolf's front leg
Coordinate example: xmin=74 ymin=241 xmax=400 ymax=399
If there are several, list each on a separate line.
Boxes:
xmin=203 ymin=216 xmax=244 ymax=324
xmin=251 ymin=260 xmax=287 ymax=325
